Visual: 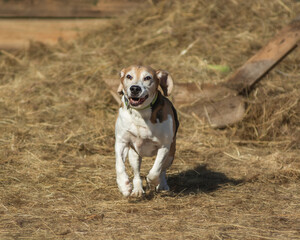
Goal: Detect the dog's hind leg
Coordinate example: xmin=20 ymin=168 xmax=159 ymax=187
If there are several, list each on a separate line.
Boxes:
xmin=128 ymin=148 xmax=144 ymax=197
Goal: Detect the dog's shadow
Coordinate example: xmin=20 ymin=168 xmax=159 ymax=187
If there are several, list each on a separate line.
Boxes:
xmin=166 ymin=164 xmax=243 ymax=196
xmin=136 ymin=164 xmax=243 ymax=201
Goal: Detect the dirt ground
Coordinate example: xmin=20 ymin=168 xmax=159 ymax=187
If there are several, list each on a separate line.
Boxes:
xmin=0 ymin=0 xmax=300 ymax=239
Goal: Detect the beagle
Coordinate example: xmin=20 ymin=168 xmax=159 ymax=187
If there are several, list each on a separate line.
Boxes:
xmin=115 ymin=65 xmax=179 ymax=197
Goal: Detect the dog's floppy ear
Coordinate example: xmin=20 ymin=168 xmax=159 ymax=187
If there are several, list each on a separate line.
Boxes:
xmin=156 ymin=70 xmax=174 ymax=96
xmin=117 ymin=69 xmax=126 ymax=95
xmin=117 ymin=83 xmax=123 ymax=95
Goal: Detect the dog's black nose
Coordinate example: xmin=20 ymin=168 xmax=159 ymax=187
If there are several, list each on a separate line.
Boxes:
xmin=130 ymin=85 xmax=142 ymax=95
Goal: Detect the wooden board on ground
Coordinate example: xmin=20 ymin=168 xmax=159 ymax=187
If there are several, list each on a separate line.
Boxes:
xmin=0 ymin=0 xmax=146 ymax=49
xmin=0 ymin=0 xmax=144 ymax=18
xmin=0 ymin=19 xmax=111 ymax=49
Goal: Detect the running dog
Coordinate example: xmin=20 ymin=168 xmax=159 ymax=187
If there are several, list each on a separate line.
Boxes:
xmin=115 ymin=65 xmax=179 ymax=197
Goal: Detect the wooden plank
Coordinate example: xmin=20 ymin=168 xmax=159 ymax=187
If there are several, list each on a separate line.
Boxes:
xmin=0 ymin=0 xmax=144 ymax=18
xmin=224 ymin=15 xmax=300 ymax=93
xmin=0 ymin=19 xmax=111 ymax=49
xmin=0 ymin=0 xmax=146 ymax=49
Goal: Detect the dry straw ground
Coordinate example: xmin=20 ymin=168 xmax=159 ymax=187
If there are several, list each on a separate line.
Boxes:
xmin=1 ymin=0 xmax=300 ymax=239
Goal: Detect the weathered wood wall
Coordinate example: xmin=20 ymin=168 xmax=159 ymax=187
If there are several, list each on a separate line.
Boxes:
xmin=0 ymin=0 xmax=143 ymax=17
xmin=0 ymin=0 xmax=145 ymax=49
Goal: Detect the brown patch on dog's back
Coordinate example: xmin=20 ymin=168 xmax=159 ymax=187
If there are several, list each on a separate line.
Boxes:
xmin=169 ymin=138 xmax=176 ymax=156
xmin=150 ymin=91 xmax=179 ymax=136
xmin=151 ymin=91 xmax=179 ymax=162
xmin=150 ymin=91 xmax=165 ymax=124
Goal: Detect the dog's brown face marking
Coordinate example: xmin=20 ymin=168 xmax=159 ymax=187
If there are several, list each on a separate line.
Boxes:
xmin=118 ymin=65 xmax=174 ymax=100
xmin=118 ymin=65 xmax=159 ymax=96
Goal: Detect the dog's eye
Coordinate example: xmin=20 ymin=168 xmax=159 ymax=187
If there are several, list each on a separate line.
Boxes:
xmin=126 ymin=74 xmax=133 ymax=80
xmin=144 ymin=76 xmax=152 ymax=81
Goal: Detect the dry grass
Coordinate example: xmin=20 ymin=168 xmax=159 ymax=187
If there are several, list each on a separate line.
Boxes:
xmin=1 ymin=0 xmax=300 ymax=239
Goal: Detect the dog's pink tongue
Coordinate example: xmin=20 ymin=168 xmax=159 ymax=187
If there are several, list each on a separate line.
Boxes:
xmin=130 ymin=97 xmax=146 ymax=106
xmin=130 ymin=99 xmax=138 ymax=104
xmin=130 ymin=98 xmax=140 ymax=106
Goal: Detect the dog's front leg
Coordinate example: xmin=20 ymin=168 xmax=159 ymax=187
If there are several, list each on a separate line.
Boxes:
xmin=146 ymin=146 xmax=170 ymax=188
xmin=115 ymin=141 xmax=132 ymax=197
xmin=128 ymin=148 xmax=144 ymax=197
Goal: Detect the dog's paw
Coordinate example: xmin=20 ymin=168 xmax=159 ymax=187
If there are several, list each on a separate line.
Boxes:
xmin=156 ymin=183 xmax=170 ymax=191
xmin=156 ymin=172 xmax=170 ymax=191
xmin=117 ymin=179 xmax=132 ymax=197
xmin=130 ymin=187 xmax=145 ymax=197
xmin=146 ymin=173 xmax=160 ymax=187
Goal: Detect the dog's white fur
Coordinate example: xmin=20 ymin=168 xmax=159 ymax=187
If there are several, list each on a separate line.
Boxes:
xmin=115 ymin=65 xmax=179 ymax=197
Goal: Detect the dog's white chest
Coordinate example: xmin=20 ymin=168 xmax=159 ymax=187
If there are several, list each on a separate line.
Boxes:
xmin=116 ymin=107 xmax=173 ymax=157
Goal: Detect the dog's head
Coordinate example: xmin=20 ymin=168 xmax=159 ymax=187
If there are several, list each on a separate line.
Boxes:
xmin=117 ymin=65 xmax=173 ymax=108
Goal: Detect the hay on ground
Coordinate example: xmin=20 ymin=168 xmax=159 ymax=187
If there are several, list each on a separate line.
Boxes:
xmin=0 ymin=0 xmax=299 ymax=239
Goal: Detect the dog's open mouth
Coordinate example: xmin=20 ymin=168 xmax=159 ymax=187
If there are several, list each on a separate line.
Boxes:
xmin=129 ymin=95 xmax=148 ymax=107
